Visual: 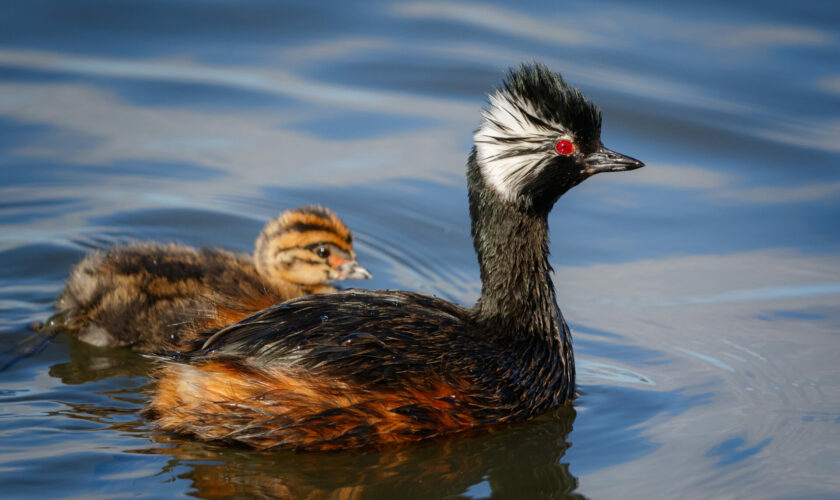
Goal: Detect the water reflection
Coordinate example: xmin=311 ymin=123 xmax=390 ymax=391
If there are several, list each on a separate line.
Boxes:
xmin=48 ymin=336 xmax=154 ymax=385
xmin=135 ymin=408 xmax=583 ymax=500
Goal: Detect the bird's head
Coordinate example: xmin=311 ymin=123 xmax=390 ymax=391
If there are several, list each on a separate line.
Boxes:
xmin=474 ymin=63 xmax=644 ymax=211
xmin=255 ymin=206 xmax=371 ymax=286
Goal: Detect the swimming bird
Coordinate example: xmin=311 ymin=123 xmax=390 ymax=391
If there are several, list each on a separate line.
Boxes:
xmin=54 ymin=206 xmax=370 ymax=352
xmin=145 ymin=63 xmax=644 ymax=451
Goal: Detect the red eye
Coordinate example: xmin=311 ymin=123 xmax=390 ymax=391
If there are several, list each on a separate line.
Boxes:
xmin=555 ymin=140 xmax=575 ymax=155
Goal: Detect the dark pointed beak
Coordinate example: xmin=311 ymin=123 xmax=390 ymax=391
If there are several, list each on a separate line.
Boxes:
xmin=336 ymin=260 xmax=372 ymax=280
xmin=583 ymin=146 xmax=645 ymax=175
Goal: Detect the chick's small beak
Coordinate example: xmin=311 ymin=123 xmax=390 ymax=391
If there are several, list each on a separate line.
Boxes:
xmin=583 ymin=146 xmax=645 ymax=175
xmin=332 ymin=258 xmax=372 ymax=280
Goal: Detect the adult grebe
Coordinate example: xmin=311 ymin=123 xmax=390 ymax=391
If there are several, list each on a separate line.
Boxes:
xmin=145 ymin=63 xmax=644 ymax=450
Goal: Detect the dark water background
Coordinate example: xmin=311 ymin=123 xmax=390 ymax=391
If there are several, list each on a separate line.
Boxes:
xmin=1 ymin=1 xmax=839 ymax=498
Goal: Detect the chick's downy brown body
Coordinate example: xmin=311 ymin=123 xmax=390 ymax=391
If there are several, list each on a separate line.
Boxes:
xmin=55 ymin=206 xmax=369 ymax=351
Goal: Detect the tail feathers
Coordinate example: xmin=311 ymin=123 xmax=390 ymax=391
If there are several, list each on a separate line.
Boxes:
xmin=0 ymin=310 xmax=70 ymax=372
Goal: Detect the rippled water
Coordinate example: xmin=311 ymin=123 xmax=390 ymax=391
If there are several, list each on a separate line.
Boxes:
xmin=1 ymin=1 xmax=839 ymax=498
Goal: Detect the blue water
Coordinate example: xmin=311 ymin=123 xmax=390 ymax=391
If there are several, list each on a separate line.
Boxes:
xmin=1 ymin=1 xmax=839 ymax=498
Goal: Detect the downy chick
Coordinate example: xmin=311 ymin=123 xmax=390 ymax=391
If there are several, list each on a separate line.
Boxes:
xmin=55 ymin=206 xmax=370 ymax=352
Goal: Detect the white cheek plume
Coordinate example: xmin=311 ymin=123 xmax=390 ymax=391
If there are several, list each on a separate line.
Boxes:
xmin=474 ymin=91 xmax=569 ymax=202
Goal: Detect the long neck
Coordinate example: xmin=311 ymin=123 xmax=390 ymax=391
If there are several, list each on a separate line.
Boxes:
xmin=467 ymin=150 xmax=575 ymax=401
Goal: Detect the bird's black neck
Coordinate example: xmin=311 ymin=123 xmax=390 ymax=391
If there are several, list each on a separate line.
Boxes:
xmin=467 ymin=151 xmax=556 ymax=338
xmin=466 ymin=150 xmax=574 ymax=402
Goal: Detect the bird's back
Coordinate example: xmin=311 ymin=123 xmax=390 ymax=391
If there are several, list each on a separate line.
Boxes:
xmin=188 ymin=290 xmax=473 ymax=383
xmin=146 ymin=289 xmax=516 ymax=450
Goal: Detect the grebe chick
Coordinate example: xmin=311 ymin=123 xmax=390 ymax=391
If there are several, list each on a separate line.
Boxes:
xmin=55 ymin=206 xmax=370 ymax=351
xmin=145 ymin=63 xmax=644 ymax=451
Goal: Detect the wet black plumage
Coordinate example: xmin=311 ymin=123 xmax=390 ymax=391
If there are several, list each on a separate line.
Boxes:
xmin=145 ymin=63 xmax=645 ymax=451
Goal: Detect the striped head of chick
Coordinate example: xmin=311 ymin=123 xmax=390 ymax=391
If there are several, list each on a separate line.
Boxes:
xmin=254 ymin=206 xmax=371 ymax=287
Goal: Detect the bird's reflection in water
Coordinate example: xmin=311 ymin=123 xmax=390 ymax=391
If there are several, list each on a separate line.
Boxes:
xmin=49 ymin=334 xmax=584 ymax=499
xmin=137 ymin=407 xmax=583 ymax=500
xmin=48 ymin=335 xmax=154 ymax=384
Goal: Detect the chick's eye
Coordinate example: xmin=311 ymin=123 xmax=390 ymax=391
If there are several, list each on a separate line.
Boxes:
xmin=555 ymin=140 xmax=575 ymax=156
xmin=316 ymin=246 xmax=330 ymax=258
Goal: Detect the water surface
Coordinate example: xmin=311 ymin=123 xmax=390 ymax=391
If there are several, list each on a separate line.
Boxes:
xmin=1 ymin=1 xmax=839 ymax=499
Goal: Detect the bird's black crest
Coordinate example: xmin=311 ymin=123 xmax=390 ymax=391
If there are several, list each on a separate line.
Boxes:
xmin=501 ymin=63 xmax=602 ymax=144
